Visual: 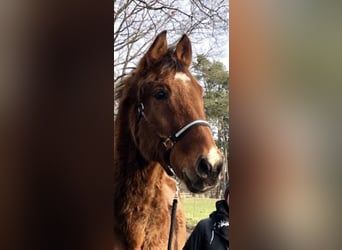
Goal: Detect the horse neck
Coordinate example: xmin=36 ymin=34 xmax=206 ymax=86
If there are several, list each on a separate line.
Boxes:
xmin=114 ymin=98 xmax=161 ymax=183
xmin=114 ymin=108 xmax=166 ymax=218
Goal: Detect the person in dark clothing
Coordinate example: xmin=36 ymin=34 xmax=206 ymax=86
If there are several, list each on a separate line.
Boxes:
xmin=183 ymin=184 xmax=229 ymax=250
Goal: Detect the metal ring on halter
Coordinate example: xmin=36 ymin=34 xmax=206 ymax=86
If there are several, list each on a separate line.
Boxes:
xmin=162 ymin=138 xmax=175 ymax=150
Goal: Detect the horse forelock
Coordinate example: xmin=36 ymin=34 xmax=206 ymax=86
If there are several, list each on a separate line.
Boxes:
xmin=160 ymin=48 xmax=186 ymax=73
xmin=114 ymin=48 xmax=187 ymax=104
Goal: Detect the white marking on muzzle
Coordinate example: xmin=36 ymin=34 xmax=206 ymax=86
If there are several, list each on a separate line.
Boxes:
xmin=207 ymin=147 xmax=222 ymax=167
xmin=174 ymin=72 xmax=191 ymax=83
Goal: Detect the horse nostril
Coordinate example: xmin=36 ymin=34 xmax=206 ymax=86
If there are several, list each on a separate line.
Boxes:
xmin=197 ymin=158 xmax=212 ymax=178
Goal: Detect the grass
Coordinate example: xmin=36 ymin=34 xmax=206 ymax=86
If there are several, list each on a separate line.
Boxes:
xmin=182 ymin=197 xmax=217 ymax=229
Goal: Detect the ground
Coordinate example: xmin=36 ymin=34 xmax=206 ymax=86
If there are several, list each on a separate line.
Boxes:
xmin=183 ymin=197 xmax=217 ymax=237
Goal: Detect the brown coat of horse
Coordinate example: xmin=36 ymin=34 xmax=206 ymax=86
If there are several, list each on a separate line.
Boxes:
xmin=114 ymin=31 xmax=223 ymax=249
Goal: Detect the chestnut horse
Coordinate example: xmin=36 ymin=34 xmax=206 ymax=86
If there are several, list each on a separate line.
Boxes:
xmin=114 ymin=31 xmax=223 ymax=250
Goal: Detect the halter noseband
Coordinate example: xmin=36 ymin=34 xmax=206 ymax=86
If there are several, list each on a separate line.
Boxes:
xmin=137 ymin=102 xmax=211 ymax=176
xmin=161 ymin=119 xmax=211 ymax=149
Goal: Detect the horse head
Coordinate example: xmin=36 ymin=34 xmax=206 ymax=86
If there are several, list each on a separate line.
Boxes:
xmin=125 ymin=31 xmax=224 ymax=193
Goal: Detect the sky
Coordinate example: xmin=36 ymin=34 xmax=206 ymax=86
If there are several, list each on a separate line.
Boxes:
xmin=218 ymin=42 xmax=229 ymax=70
xmin=193 ymin=37 xmax=229 ymax=70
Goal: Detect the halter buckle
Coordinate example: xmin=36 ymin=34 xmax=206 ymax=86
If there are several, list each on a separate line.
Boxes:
xmin=162 ymin=138 xmax=174 ymax=149
xmin=138 ymin=103 xmax=144 ymax=117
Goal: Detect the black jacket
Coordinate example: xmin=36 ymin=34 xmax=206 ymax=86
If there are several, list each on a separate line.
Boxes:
xmin=183 ymin=200 xmax=229 ymax=250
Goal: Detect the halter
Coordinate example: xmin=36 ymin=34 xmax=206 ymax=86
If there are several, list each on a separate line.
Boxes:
xmin=138 ymin=102 xmax=211 ymax=176
xmin=137 ymin=102 xmax=211 ymax=250
xmin=161 ymin=119 xmax=211 ymax=149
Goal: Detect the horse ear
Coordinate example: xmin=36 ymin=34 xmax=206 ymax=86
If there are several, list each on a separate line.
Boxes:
xmin=146 ymin=30 xmax=168 ymax=64
xmin=136 ymin=31 xmax=168 ymax=73
xmin=175 ymin=34 xmax=192 ymax=68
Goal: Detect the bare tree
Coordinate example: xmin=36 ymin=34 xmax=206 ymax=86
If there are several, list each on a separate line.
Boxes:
xmin=114 ymin=0 xmax=228 ymax=84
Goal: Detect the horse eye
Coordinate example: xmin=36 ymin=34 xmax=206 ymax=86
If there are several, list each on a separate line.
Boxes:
xmin=154 ymin=90 xmax=169 ymax=100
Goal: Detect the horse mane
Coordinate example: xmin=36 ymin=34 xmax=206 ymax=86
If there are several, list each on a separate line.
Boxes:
xmin=114 ymin=73 xmax=133 ymax=102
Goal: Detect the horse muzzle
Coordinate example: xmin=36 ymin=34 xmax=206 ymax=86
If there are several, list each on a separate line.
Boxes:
xmin=182 ymin=155 xmax=223 ymax=193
